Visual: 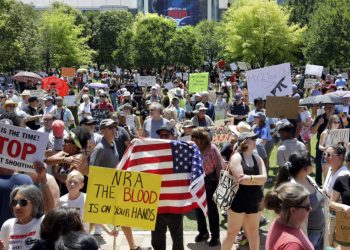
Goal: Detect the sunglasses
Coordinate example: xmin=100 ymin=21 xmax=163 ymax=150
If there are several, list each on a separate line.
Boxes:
xmin=323 ymin=152 xmax=339 ymax=158
xmin=64 ymin=139 xmax=73 ymax=144
xmin=11 ymin=199 xmax=30 ymax=207
xmin=294 ymin=204 xmax=312 ymax=212
xmin=333 ymin=121 xmax=340 ymax=124
xmin=6 ymin=105 xmax=15 ymax=108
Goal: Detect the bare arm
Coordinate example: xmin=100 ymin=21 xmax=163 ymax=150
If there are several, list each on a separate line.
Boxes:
xmin=318 ymin=131 xmax=328 ymax=151
xmin=330 ymin=190 xmax=350 ymax=215
xmin=34 ymin=162 xmax=55 ymax=214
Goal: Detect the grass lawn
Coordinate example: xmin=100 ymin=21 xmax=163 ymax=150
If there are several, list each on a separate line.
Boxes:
xmin=183 ymin=136 xmax=318 ymax=231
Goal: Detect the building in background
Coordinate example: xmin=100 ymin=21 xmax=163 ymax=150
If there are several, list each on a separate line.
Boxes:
xmin=19 ymin=0 xmax=229 ymax=24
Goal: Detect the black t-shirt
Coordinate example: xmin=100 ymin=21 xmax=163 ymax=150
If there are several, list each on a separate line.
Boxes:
xmin=333 ymin=175 xmax=350 ymax=205
xmin=114 ymin=126 xmax=131 ymax=157
xmin=23 ymin=106 xmax=40 ymax=130
xmin=312 ymin=114 xmax=329 ymax=140
xmin=229 ymin=102 xmax=249 ymax=125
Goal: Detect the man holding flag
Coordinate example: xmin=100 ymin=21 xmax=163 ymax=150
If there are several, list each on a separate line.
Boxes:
xmin=117 ymin=124 xmax=207 ymax=250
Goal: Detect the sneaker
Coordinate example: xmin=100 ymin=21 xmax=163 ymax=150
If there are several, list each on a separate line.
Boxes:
xmin=209 ymin=238 xmax=220 ymax=247
xmin=259 ymin=216 xmax=269 ymax=227
xmin=234 ymin=231 xmax=244 ymax=243
xmin=195 ymin=233 xmax=209 ymax=242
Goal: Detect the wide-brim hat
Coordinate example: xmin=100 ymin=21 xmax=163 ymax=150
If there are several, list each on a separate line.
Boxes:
xmin=4 ymin=100 xmax=18 ymax=108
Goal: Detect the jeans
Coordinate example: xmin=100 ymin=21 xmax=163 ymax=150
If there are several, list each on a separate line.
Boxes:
xmin=110 ymin=92 xmax=118 ymax=111
xmin=308 ymin=229 xmax=324 ymax=250
xmin=151 ymin=214 xmax=184 ymax=250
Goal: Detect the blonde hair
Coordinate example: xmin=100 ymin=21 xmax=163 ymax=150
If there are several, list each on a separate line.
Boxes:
xmin=67 ymin=170 xmax=84 ymax=183
xmin=162 ymin=108 xmax=177 ymax=120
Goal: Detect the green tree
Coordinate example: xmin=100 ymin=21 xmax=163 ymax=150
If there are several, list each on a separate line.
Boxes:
xmin=194 ymin=20 xmax=222 ymax=70
xmin=168 ymin=26 xmax=203 ymax=69
xmin=220 ymin=0 xmax=305 ymax=68
xmin=112 ymin=29 xmax=134 ymax=69
xmin=39 ymin=7 xmax=94 ymax=71
xmin=0 ymin=0 xmax=41 ymax=72
xmin=303 ymin=0 xmax=350 ymax=69
xmin=283 ymin=0 xmax=320 ymax=27
xmin=132 ymin=14 xmax=176 ymax=70
xmin=91 ymin=10 xmax=133 ymax=69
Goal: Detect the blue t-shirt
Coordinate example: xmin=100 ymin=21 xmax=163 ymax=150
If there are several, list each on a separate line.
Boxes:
xmin=0 ymin=174 xmax=33 ymax=226
xmin=254 ymin=125 xmax=273 ymax=141
xmin=335 ymin=78 xmax=347 ymax=87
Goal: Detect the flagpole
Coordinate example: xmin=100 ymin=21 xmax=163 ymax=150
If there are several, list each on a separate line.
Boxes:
xmin=113 ymin=226 xmax=116 ymax=250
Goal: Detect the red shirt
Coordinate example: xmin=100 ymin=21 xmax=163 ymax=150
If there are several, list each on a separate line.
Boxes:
xmin=265 ymin=219 xmax=313 ymax=250
xmin=98 ymin=101 xmax=114 ymax=112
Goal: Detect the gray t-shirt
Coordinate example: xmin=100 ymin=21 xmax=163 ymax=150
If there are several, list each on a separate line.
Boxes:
xmin=90 ymin=137 xmax=119 ymax=168
xmin=277 ymin=139 xmax=306 ymax=167
xmin=142 ymin=118 xmax=170 ymax=139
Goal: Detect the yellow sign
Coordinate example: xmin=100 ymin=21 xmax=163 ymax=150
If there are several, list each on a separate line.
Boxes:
xmin=188 ymin=72 xmax=209 ymax=93
xmin=84 ymin=166 xmax=162 ymax=230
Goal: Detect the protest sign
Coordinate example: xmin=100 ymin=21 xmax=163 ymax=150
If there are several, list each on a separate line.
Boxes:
xmin=212 ymin=120 xmax=233 ymax=145
xmin=91 ymin=108 xmax=109 ymax=126
xmin=137 ymin=76 xmax=156 ymax=87
xmin=335 ymin=211 xmax=350 ymax=244
xmin=115 ymin=67 xmax=121 ymax=76
xmin=237 ymin=62 xmax=248 ymax=71
xmin=224 ymin=71 xmax=232 ymax=77
xmin=188 ymin=72 xmax=209 ymax=93
xmin=163 ymin=81 xmax=174 ymax=90
xmin=179 ymin=135 xmax=191 ymax=142
xmin=176 ymin=72 xmax=182 ymax=79
xmin=182 ymin=73 xmax=188 ymax=81
xmin=0 ymin=123 xmax=48 ymax=173
xmin=230 ymin=63 xmax=237 ymax=71
xmin=266 ymin=96 xmax=299 ymax=119
xmin=61 ymin=67 xmax=76 ymax=77
xmin=304 ymin=79 xmax=317 ymax=89
xmin=328 ymin=129 xmax=350 ymax=146
xmin=30 ymin=89 xmax=46 ymax=100
xmin=64 ymin=96 xmax=76 ymax=107
xmin=84 ymin=166 xmax=161 ymax=230
xmin=246 ymin=63 xmax=292 ymax=101
xmin=305 ymin=64 xmax=323 ymax=77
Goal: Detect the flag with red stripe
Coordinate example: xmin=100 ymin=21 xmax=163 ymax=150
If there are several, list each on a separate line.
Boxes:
xmin=116 ymin=138 xmax=207 ymax=215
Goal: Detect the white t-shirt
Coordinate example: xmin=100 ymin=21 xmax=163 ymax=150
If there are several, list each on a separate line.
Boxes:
xmin=59 ymin=192 xmax=88 ymax=231
xmin=324 ymin=165 xmax=350 ymax=198
xmin=1 ymin=216 xmax=44 ymax=250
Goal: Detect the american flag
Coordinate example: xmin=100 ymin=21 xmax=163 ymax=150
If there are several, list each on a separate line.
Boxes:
xmin=116 ymin=139 xmax=207 ymax=215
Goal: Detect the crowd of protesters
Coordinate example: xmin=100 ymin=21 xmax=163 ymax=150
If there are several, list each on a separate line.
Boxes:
xmin=0 ymin=68 xmax=350 ymax=250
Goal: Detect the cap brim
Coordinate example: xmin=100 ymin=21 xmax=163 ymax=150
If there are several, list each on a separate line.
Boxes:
xmin=229 ymin=125 xmax=239 ymax=135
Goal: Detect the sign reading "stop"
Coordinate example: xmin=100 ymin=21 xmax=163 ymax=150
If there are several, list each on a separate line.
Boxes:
xmin=0 ymin=123 xmax=49 ymax=173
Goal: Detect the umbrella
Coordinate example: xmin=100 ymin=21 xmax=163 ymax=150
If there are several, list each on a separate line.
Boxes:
xmin=300 ymin=93 xmax=343 ymax=106
xmin=11 ymin=71 xmax=42 ymax=82
xmin=87 ymin=82 xmax=109 ymax=89
xmin=333 ymin=90 xmax=350 ymax=99
xmin=42 ymin=76 xmax=70 ymax=96
xmin=77 ymin=68 xmax=88 ymax=73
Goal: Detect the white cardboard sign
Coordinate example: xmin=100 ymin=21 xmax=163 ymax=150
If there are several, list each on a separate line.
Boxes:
xmin=305 ymin=64 xmax=324 ymax=77
xmin=246 ymin=63 xmax=292 ymax=100
xmin=137 ymin=76 xmax=156 ymax=87
xmin=230 ymin=63 xmax=237 ymax=71
xmin=304 ymin=79 xmax=317 ymax=89
xmin=64 ymin=96 xmax=76 ymax=107
xmin=328 ymin=129 xmax=350 ymax=146
xmin=0 ymin=123 xmax=49 ymax=173
xmin=163 ymin=82 xmax=174 ymax=90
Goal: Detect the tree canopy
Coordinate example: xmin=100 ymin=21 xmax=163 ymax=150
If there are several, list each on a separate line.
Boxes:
xmin=220 ymin=0 xmax=305 ymax=68
xmin=303 ymin=0 xmax=350 ymax=69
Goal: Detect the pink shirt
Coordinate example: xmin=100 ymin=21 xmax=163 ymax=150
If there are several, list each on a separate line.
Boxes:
xmin=266 ymin=219 xmax=313 ymax=250
xmin=201 ymin=143 xmax=224 ymax=176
